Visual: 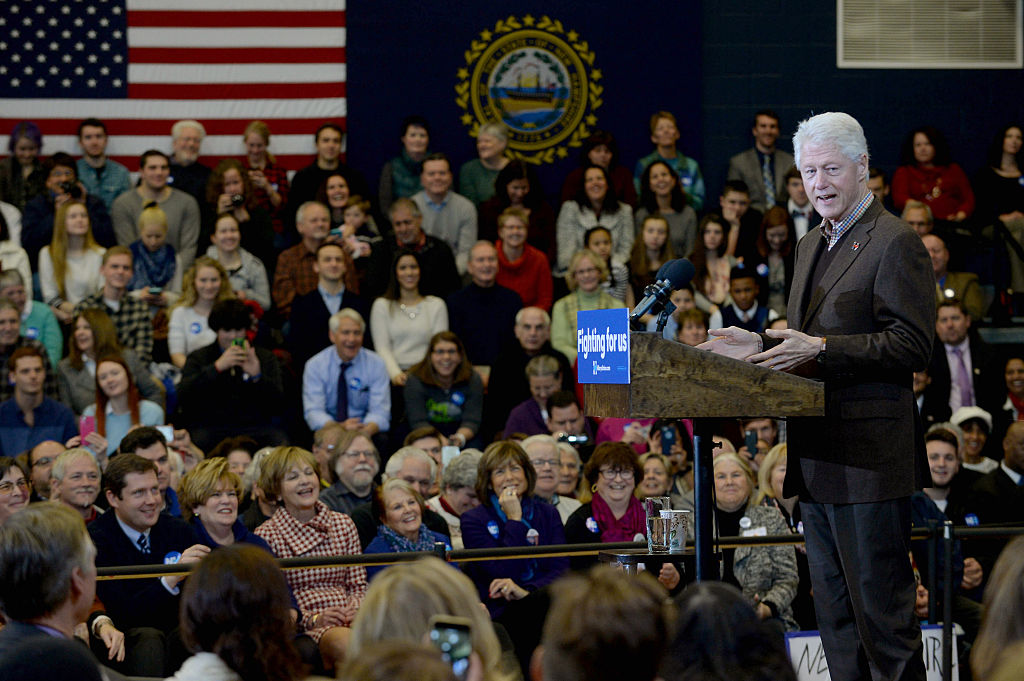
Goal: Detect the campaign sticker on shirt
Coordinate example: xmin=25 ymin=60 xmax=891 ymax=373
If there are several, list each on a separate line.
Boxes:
xmin=965 ymin=514 xmax=980 ymax=527
xmin=349 ymin=377 xmax=362 ymax=391
xmin=189 ymin=322 xmax=202 ymax=335
xmin=271 ymin=182 xmax=279 ymax=191
xmin=742 ymin=526 xmax=767 ymax=537
xmin=163 ymin=551 xmax=182 ymax=565
xmin=451 ymin=391 xmax=465 ymax=406
xmin=487 ymin=521 xmax=499 ymax=538
xmin=585 ymin=516 xmax=599 ymax=534
xmin=756 ymin=263 xmax=769 ymax=278
xmin=796 ymin=521 xmax=804 ymax=535
xmin=24 ymin=326 xmax=39 ymax=339
xmin=739 ymin=516 xmax=752 ymax=529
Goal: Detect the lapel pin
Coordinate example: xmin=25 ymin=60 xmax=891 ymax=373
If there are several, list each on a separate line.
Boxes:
xmin=851 ymin=241 xmax=860 ymax=251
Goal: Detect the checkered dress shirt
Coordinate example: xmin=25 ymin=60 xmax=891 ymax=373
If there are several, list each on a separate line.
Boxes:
xmin=255 ymin=501 xmax=367 ymax=641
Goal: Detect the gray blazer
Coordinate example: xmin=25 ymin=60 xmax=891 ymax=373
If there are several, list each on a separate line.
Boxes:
xmin=727 ymin=148 xmax=795 ymax=212
xmin=730 ymin=504 xmax=799 ymax=631
xmin=777 ymin=200 xmax=935 ymax=504
xmin=57 ymin=349 xmax=164 ymax=416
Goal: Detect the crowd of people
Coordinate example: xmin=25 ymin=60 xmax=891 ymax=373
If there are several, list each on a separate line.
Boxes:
xmin=0 ymin=110 xmax=1023 ymax=680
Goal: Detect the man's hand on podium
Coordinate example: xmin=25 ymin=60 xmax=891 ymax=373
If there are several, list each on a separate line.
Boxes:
xmin=697 ymin=326 xmax=760 ymax=361
xmin=750 ymin=328 xmax=822 ymax=372
xmin=699 ymin=326 xmax=823 ymax=373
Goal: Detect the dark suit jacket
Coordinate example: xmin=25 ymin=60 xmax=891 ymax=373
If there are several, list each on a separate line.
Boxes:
xmin=0 ymin=622 xmax=129 ymax=681
xmin=772 ymin=200 xmax=935 ymax=504
xmin=965 ymin=466 xmax=1024 ymax=575
xmin=727 ymin=147 xmax=795 ymax=212
xmin=287 ymin=288 xmax=371 ymax=369
xmin=923 ymin=334 xmax=999 ymax=418
xmin=88 ymin=510 xmax=199 ymax=632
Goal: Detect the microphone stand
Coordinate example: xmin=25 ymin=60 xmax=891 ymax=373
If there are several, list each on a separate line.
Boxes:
xmin=654 ymin=301 xmax=676 ymax=334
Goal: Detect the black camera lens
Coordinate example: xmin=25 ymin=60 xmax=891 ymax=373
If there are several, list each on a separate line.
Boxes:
xmin=230 ymin=194 xmax=244 ymax=207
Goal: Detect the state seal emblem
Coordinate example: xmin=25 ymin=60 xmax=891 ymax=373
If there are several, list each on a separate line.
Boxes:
xmin=455 ymin=15 xmax=602 ymax=164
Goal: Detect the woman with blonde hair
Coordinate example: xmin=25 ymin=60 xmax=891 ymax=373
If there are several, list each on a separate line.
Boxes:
xmin=550 ymin=249 xmax=623 ymax=359
xmin=255 ymin=446 xmax=367 ymax=670
xmin=712 ymin=452 xmax=798 ymax=631
xmin=39 ymin=198 xmax=105 ymax=322
xmin=972 ymin=537 xmax=1024 ymax=679
xmin=350 ymin=556 xmax=514 ymax=681
xmin=168 ymin=256 xmax=235 ymax=368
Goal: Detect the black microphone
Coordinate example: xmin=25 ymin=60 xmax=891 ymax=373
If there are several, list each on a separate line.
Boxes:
xmin=629 ymin=258 xmax=695 ymax=322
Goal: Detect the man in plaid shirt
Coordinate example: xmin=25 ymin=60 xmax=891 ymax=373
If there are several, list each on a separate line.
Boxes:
xmin=74 ymin=246 xmax=153 ymax=364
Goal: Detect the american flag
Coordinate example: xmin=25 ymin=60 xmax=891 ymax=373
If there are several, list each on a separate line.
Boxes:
xmin=0 ymin=0 xmax=347 ymax=171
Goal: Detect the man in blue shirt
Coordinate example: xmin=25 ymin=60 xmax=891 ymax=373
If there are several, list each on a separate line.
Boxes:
xmin=76 ymin=118 xmax=133 ymax=211
xmin=0 ymin=347 xmax=77 ymax=456
xmin=302 ymin=308 xmax=390 ymax=437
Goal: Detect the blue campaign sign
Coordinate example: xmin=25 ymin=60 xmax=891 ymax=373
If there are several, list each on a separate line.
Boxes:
xmin=576 ymin=308 xmax=630 ymax=384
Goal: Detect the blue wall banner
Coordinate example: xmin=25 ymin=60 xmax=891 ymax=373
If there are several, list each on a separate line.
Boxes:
xmin=576 ymin=308 xmax=630 ymax=384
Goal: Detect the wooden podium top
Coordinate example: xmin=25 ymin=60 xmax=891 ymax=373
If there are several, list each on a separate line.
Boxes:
xmin=583 ymin=332 xmax=825 ymax=419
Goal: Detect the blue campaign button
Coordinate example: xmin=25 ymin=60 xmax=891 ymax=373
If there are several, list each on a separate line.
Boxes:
xmin=486 ymin=521 xmax=499 ymax=538
xmin=451 ymin=391 xmax=465 ymax=406
xmin=25 ymin=326 xmax=39 ymax=339
xmin=163 ymin=551 xmax=182 ymax=565
xmin=965 ymin=514 xmax=979 ymax=527
xmin=189 ymin=322 xmax=202 ymax=335
xmin=349 ymin=377 xmax=362 ymax=390
xmin=585 ymin=516 xmax=599 ymax=534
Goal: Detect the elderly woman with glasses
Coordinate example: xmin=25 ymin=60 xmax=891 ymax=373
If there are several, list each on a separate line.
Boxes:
xmin=0 ymin=457 xmax=30 ymax=525
xmin=564 ymin=442 xmax=681 ymax=591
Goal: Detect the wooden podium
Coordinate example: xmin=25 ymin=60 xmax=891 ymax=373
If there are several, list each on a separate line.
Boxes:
xmin=583 ymin=332 xmax=825 ymax=580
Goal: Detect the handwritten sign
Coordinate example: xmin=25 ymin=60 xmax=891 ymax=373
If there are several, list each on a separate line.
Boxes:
xmin=576 ymin=308 xmax=630 ymax=384
xmin=785 ymin=625 xmax=957 ymax=681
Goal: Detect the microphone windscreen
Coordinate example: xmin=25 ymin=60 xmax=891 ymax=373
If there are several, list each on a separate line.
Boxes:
xmin=660 ymin=258 xmax=696 ymax=288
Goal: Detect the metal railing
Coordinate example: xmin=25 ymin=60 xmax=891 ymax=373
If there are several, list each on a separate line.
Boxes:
xmin=94 ymin=524 xmax=1024 ymax=681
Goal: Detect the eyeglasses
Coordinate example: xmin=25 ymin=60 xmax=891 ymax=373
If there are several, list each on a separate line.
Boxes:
xmin=530 ymin=458 xmax=559 ymax=469
xmin=0 ymin=478 xmax=29 ymax=495
xmin=342 ymin=450 xmax=375 ymax=461
xmin=31 ymin=456 xmax=54 ymax=469
xmin=599 ymin=468 xmax=634 ymax=480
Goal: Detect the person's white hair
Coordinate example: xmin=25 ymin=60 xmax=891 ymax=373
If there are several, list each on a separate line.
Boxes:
xmin=171 ymin=119 xmax=206 ymax=140
xmin=515 ymin=306 xmax=551 ymax=326
xmin=792 ymin=112 xmax=869 ymax=180
xmin=329 ymin=308 xmax=366 ymax=333
xmin=295 ymin=200 xmax=327 ymax=226
xmin=384 ymin=446 xmax=437 ymax=480
xmin=478 ymin=122 xmax=508 ymax=145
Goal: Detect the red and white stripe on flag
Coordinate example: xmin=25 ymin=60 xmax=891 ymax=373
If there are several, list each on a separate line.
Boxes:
xmin=0 ymin=0 xmax=347 ymax=172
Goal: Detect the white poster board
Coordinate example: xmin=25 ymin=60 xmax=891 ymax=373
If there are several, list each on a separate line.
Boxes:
xmin=785 ymin=625 xmax=958 ymax=681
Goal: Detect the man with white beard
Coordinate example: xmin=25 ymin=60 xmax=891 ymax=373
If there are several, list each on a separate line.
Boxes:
xmin=319 ymin=423 xmax=380 ymax=515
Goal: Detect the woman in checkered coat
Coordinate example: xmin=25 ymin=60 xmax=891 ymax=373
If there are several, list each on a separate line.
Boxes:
xmin=255 ymin=446 xmax=367 ymax=670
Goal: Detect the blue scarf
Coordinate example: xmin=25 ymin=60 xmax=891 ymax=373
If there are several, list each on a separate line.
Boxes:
xmin=129 ymin=240 xmax=177 ymax=289
xmin=378 ymin=523 xmax=437 ymax=553
xmin=489 ymin=493 xmax=538 ymax=582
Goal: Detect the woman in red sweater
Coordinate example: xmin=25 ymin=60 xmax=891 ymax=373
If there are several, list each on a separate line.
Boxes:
xmin=495 ymin=206 xmax=553 ymax=310
xmin=892 ymin=125 xmax=975 ymax=222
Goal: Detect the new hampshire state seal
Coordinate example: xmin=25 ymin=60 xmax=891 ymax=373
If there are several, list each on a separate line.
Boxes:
xmin=455 ymin=15 xmax=602 ymax=164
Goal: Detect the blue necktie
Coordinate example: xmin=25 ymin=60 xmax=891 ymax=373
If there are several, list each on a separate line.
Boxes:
xmin=336 ymin=361 xmax=351 ymax=421
xmin=137 ymin=533 xmax=150 ymax=554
